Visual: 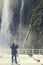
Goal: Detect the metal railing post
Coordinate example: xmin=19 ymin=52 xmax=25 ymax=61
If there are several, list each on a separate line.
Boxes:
xmin=39 ymin=49 xmax=40 ymax=55
xmin=32 ymin=49 xmax=33 ymax=55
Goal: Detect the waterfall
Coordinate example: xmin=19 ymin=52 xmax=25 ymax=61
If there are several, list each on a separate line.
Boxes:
xmin=23 ymin=25 xmax=31 ymax=48
xmin=1 ymin=0 xmax=13 ymax=46
xmin=19 ymin=0 xmax=24 ymax=48
xmin=20 ymin=0 xmax=24 ymax=22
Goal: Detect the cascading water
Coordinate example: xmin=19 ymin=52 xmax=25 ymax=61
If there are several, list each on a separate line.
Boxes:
xmin=20 ymin=0 xmax=24 ymax=22
xmin=23 ymin=24 xmax=31 ymax=48
xmin=1 ymin=0 xmax=13 ymax=46
xmin=19 ymin=0 xmax=24 ymax=48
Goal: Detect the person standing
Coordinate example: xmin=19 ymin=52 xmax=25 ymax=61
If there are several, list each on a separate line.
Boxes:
xmin=10 ymin=43 xmax=18 ymax=64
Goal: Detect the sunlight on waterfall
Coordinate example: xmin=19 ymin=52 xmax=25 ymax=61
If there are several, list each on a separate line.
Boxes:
xmin=1 ymin=0 xmax=13 ymax=46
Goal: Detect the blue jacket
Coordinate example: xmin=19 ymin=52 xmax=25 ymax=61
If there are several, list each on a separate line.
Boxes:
xmin=10 ymin=45 xmax=17 ymax=55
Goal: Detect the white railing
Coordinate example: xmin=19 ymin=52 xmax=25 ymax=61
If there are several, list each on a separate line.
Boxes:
xmin=0 ymin=49 xmax=43 ymax=56
xmin=17 ymin=49 xmax=43 ymax=56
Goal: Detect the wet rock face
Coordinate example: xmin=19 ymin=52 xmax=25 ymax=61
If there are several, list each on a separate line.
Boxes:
xmin=9 ymin=0 xmax=21 ymax=35
xmin=12 ymin=0 xmax=32 ymax=28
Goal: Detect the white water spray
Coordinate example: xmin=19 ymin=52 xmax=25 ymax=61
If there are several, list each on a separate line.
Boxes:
xmin=1 ymin=0 xmax=13 ymax=46
xmin=19 ymin=0 xmax=24 ymax=48
xmin=20 ymin=0 xmax=24 ymax=22
xmin=23 ymin=24 xmax=31 ymax=48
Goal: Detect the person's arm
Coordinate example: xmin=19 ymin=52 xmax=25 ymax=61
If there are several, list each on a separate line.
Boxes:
xmin=10 ymin=45 xmax=12 ymax=49
xmin=16 ymin=45 xmax=19 ymax=49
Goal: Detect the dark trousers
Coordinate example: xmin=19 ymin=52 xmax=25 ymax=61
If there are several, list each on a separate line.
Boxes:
xmin=12 ymin=54 xmax=17 ymax=64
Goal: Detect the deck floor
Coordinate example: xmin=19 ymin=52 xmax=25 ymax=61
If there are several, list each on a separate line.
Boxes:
xmin=0 ymin=54 xmax=42 ymax=65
